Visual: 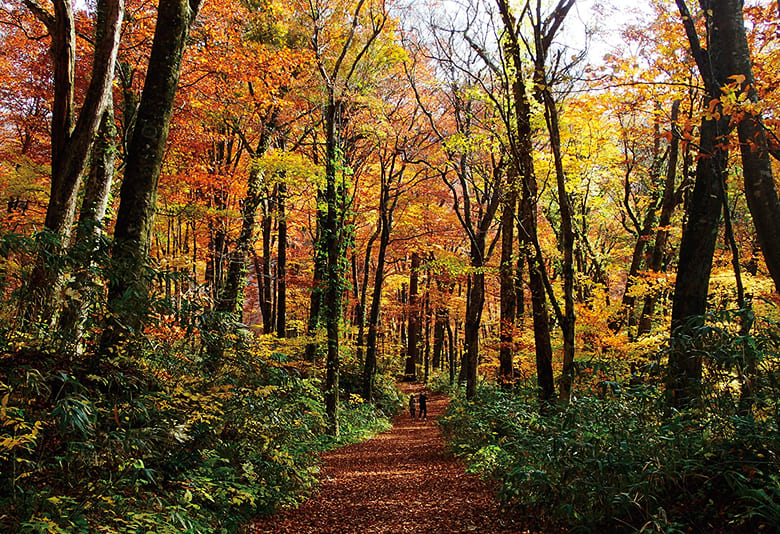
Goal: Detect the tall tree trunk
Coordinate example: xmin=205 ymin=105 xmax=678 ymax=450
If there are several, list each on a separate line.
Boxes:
xmin=515 ymin=234 xmax=525 ymax=321
xmin=521 ymin=202 xmax=555 ymax=401
xmin=669 ymin=0 xmax=731 ymax=407
xmin=101 ymin=0 xmax=202 ymax=352
xmin=538 ymin=78 xmax=576 ymax=403
xmin=423 ymin=274 xmax=431 ymax=383
xmin=25 ymin=0 xmax=123 ymax=320
xmin=498 ymin=186 xmax=517 ymax=386
xmin=464 ymin=236 xmax=487 ymax=399
xmin=261 ymin=199 xmax=274 ymax=333
xmin=616 ymin=196 xmax=659 ymax=334
xmin=712 ymin=0 xmax=780 ymax=293
xmin=496 ymin=0 xmax=559 ymax=402
xmin=639 ymin=100 xmax=683 ymax=334
xmin=447 ymin=319 xmax=456 ymax=385
xmin=355 ymin=227 xmax=379 ymax=368
xmin=405 ymin=252 xmax=421 ymax=380
xmin=362 ymin=221 xmax=389 ymax=400
xmin=206 ymin=189 xmax=228 ymax=301
xmin=668 ymin=111 xmax=728 ymax=406
xmin=432 ymin=312 xmax=445 ymax=370
xmin=322 ymin=94 xmax=344 ymax=436
xmin=33 ymin=0 xmax=123 ymax=238
xmin=362 ymin=158 xmax=401 ymax=398
xmin=305 ymin=207 xmax=326 ymax=361
xmin=215 ymin=168 xmax=265 ymax=317
xmin=613 ymin=107 xmax=665 ymax=335
xmin=276 ymin=181 xmax=287 ymax=337
xmin=59 ymin=100 xmax=117 ymax=342
xmin=432 ymin=280 xmax=452 ymax=371
xmin=215 ymin=119 xmax=278 ymax=327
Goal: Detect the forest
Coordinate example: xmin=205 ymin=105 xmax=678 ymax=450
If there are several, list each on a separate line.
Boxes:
xmin=1 ymin=0 xmax=779 ymax=531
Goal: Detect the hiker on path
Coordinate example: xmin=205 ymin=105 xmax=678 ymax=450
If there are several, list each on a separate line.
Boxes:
xmin=409 ymin=394 xmax=416 ymax=418
xmin=418 ymin=391 xmax=427 ymax=420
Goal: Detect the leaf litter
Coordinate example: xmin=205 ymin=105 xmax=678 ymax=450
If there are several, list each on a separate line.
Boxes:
xmin=250 ymin=384 xmax=523 ymax=534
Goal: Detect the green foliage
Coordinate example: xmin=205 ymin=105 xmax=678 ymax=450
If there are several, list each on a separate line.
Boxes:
xmin=337 ymin=344 xmax=405 ymax=418
xmin=427 ymin=370 xmax=462 ymax=396
xmin=440 ymin=311 xmax=780 ymax=533
xmin=0 ymin=337 xmax=395 ymax=533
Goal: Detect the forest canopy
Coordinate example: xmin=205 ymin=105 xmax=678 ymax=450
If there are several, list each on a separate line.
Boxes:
xmin=1 ymin=0 xmax=779 ymax=531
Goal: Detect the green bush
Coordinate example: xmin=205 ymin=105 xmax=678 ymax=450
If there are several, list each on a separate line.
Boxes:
xmin=0 ymin=340 xmax=395 ymax=533
xmin=442 ymin=384 xmax=780 ymax=532
xmin=440 ymin=311 xmax=780 ymax=532
xmin=0 ymin=232 xmax=399 ymax=533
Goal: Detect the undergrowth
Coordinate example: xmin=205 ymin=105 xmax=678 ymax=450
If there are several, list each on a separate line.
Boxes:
xmin=0 ymin=340 xmax=396 ymax=533
xmin=0 ymin=231 xmax=400 ymax=533
xmin=440 ymin=310 xmax=780 ymax=533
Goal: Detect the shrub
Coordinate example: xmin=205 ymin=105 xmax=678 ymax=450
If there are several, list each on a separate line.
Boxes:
xmin=440 ymin=309 xmax=780 ymax=533
xmin=0 ymin=337 xmax=396 ymax=533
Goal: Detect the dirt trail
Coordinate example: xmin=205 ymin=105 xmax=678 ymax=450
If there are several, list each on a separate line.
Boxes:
xmin=250 ymin=384 xmax=522 ymax=533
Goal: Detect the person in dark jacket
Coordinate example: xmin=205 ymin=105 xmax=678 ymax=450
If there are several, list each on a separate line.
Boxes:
xmin=418 ymin=392 xmax=428 ymax=421
xmin=409 ymin=394 xmax=416 ymax=418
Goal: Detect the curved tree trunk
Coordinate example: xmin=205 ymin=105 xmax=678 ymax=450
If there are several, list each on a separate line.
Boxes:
xmin=25 ymin=0 xmax=123 ymax=321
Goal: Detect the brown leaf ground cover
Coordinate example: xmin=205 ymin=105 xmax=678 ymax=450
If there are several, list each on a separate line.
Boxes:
xmin=250 ymin=383 xmax=523 ymax=534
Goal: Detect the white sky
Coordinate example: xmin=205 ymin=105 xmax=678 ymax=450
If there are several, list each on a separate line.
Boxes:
xmin=564 ymin=0 xmax=775 ymax=64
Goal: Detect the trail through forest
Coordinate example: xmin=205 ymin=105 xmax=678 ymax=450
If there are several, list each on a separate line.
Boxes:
xmin=250 ymin=384 xmax=522 ymax=533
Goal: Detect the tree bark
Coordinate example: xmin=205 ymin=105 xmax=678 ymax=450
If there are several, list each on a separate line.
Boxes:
xmin=354 ymin=227 xmax=378 ymax=368
xmin=362 ymin=219 xmax=389 ymax=400
xmin=464 ymin=249 xmax=486 ymax=398
xmin=405 ymin=252 xmax=421 ymax=379
xmin=25 ymin=0 xmax=123 ymax=320
xmin=362 ymin=153 xmax=402 ymax=398
xmin=305 ymin=199 xmax=327 ymax=361
xmin=59 ymin=100 xmax=117 ymax=341
xmin=323 ymin=94 xmax=344 ymax=436
xmin=261 ymin=197 xmax=274 ymax=332
xmin=102 ymin=0 xmax=202 ymax=351
xmin=669 ymin=0 xmax=729 ymax=407
xmin=496 ymin=0 xmax=558 ymax=401
xmin=639 ymin=100 xmax=682 ymax=334
xmin=498 ymin=185 xmax=517 ymax=386
xmin=712 ymin=0 xmax=780 ymax=293
xmin=276 ymin=181 xmax=288 ymax=337
xmin=528 ymin=2 xmax=576 ymax=400
xmin=539 ymin=79 xmax=575 ymax=403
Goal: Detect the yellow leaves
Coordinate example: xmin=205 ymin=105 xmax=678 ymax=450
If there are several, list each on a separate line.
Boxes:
xmin=162 ymin=378 xmax=232 ymax=429
xmin=1 ymin=391 xmax=9 ymax=418
xmin=0 ymin=403 xmax=43 ymax=460
xmin=254 ymin=385 xmax=277 ymax=398
xmin=718 ymin=74 xmax=763 ymax=123
xmin=254 ymin=149 xmax=322 ymax=188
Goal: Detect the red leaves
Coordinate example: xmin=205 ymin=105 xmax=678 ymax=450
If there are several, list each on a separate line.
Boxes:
xmin=250 ymin=386 xmax=520 ymax=533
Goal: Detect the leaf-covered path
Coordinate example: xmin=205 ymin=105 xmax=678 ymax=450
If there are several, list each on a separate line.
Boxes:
xmin=250 ymin=384 xmax=522 ymax=533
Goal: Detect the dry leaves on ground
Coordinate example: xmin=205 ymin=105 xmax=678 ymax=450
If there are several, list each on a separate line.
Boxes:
xmin=250 ymin=384 xmax=523 ymax=534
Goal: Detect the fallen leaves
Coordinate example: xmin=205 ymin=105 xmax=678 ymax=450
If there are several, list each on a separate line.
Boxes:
xmin=250 ymin=385 xmax=523 ymax=533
